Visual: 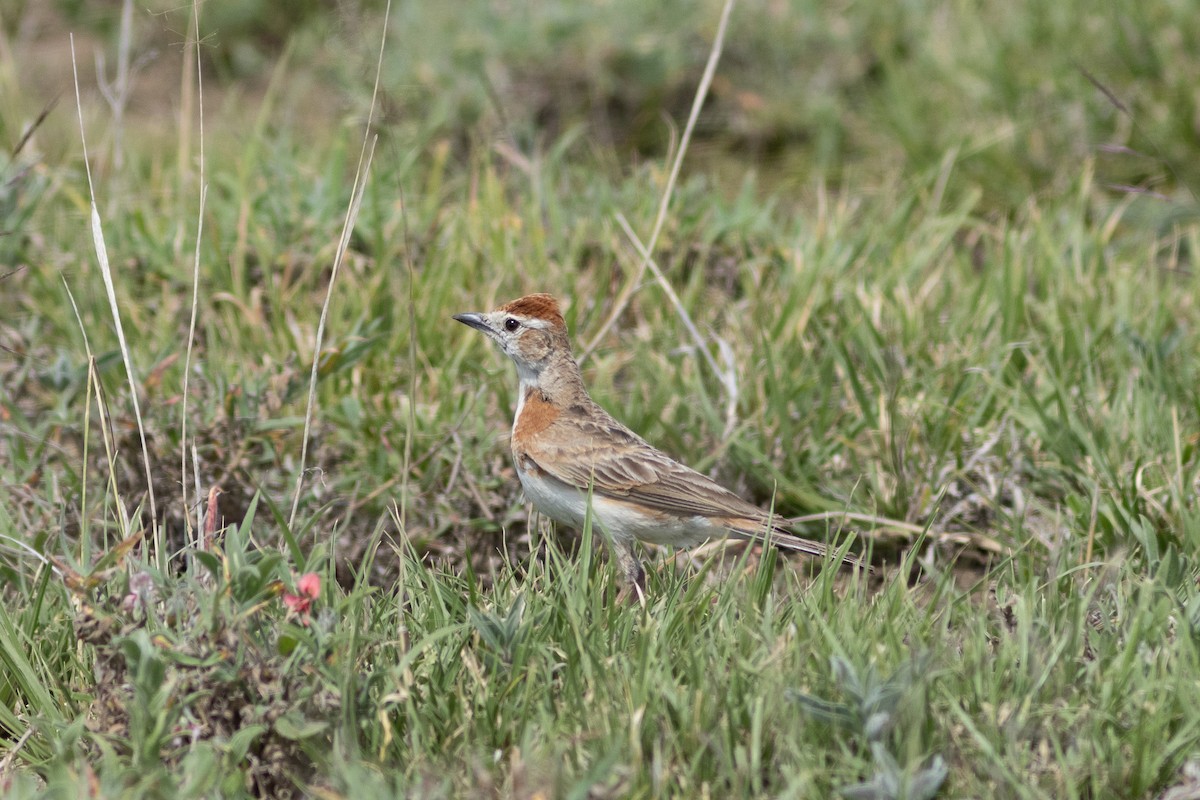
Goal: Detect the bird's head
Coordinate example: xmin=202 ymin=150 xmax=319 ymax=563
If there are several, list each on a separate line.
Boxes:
xmin=454 ymin=293 xmax=572 ymax=383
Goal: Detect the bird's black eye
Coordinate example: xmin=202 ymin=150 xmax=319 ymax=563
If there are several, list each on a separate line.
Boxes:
xmin=504 ymin=317 xmax=520 ymax=332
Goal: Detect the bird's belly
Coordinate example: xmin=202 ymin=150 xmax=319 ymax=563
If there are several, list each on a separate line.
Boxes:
xmin=593 ymin=496 xmax=720 ymax=548
xmin=516 ymin=468 xmax=720 ymax=549
xmin=516 ymin=467 xmax=591 ymax=530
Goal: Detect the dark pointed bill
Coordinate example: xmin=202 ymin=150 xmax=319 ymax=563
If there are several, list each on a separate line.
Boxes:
xmin=453 ymin=312 xmax=491 ymax=333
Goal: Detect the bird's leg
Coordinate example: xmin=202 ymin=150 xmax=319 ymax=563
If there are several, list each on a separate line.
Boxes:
xmin=613 ymin=542 xmax=646 ymax=606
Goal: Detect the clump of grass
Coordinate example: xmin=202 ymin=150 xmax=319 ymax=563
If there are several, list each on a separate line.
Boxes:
xmin=791 ymin=654 xmax=948 ymax=800
xmin=72 ymin=506 xmax=338 ymax=798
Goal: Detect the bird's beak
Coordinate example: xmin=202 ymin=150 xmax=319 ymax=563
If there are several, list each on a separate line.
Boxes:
xmin=453 ymin=312 xmax=491 ymax=334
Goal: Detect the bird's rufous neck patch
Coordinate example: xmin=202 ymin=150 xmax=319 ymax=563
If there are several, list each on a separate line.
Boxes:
xmin=513 ymin=387 xmax=561 ymax=439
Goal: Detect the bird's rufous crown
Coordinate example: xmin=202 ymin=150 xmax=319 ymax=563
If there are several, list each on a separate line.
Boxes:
xmin=500 ymin=293 xmax=565 ymax=329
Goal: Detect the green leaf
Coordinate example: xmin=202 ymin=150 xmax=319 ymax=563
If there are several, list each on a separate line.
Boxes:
xmin=274 ymin=712 xmax=329 ymax=741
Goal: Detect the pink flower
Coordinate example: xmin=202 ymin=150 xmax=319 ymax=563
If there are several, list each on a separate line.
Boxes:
xmin=283 ymin=572 xmax=321 ymax=623
xmin=297 ymin=572 xmax=321 ymax=598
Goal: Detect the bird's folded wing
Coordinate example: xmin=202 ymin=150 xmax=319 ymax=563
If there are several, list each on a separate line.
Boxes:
xmin=526 ymin=416 xmax=771 ymax=522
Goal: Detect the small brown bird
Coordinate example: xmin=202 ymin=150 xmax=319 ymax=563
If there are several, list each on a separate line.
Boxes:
xmin=454 ymin=293 xmax=863 ymax=593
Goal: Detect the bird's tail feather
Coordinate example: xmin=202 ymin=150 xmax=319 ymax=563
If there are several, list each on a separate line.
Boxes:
xmin=726 ymin=519 xmax=870 ymax=571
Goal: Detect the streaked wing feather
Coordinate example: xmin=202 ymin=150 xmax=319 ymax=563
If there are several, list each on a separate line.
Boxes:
xmin=532 ymin=412 xmax=769 ymax=521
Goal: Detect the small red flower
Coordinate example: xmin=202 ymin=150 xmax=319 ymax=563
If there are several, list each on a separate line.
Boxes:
xmin=283 ymin=572 xmax=321 ymax=623
xmin=297 ymin=572 xmax=320 ymax=598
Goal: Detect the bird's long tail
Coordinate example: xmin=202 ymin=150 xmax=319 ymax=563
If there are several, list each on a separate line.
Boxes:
xmin=725 ymin=518 xmax=871 ymax=571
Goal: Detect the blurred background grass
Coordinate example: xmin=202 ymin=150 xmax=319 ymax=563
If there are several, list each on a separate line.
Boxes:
xmin=7 ymin=0 xmax=1200 ymax=197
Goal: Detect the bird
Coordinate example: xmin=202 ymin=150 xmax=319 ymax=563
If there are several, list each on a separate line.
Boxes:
xmin=454 ymin=293 xmax=865 ymax=595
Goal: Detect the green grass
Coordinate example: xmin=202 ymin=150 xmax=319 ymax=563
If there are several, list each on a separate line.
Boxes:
xmin=2 ymin=0 xmax=1200 ymax=797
